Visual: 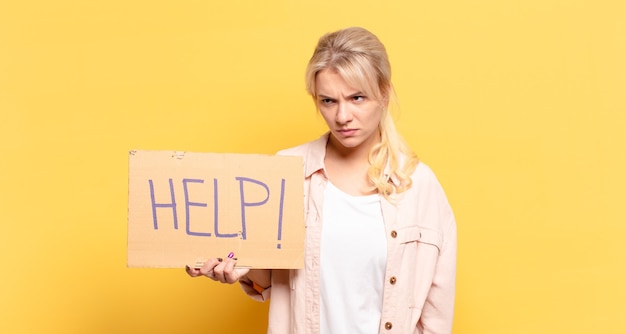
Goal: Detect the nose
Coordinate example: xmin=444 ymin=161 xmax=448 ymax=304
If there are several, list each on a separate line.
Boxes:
xmin=335 ymin=102 xmax=353 ymax=125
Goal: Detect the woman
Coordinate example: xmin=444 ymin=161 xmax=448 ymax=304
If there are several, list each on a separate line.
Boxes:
xmin=186 ymin=26 xmax=457 ymax=334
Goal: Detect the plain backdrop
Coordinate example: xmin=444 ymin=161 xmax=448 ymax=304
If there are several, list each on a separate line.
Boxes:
xmin=1 ymin=1 xmax=625 ymax=333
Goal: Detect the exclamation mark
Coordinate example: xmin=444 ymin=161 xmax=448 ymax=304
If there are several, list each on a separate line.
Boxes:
xmin=277 ymin=179 xmax=286 ymax=249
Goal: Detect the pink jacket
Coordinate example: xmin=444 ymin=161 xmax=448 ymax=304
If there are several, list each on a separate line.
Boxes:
xmin=240 ymin=134 xmax=457 ymax=334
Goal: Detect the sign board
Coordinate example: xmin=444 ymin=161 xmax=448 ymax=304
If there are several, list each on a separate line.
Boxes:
xmin=128 ymin=150 xmax=304 ymax=269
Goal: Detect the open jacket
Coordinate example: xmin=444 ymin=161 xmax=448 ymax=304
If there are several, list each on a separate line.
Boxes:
xmin=240 ymin=133 xmax=457 ymax=334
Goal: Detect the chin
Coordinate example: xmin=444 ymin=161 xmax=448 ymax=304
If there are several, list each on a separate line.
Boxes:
xmin=334 ymin=137 xmax=363 ymax=149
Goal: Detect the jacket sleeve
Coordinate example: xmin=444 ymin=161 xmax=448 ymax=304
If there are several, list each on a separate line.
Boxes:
xmin=419 ymin=192 xmax=457 ymax=334
xmin=238 ymin=269 xmax=272 ymax=302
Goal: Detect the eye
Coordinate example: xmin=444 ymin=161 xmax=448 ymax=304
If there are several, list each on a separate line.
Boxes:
xmin=320 ymin=98 xmax=334 ymax=105
xmin=352 ymin=95 xmax=365 ymax=102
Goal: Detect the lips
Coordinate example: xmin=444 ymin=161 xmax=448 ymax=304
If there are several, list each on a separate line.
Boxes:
xmin=337 ymin=129 xmax=358 ymax=137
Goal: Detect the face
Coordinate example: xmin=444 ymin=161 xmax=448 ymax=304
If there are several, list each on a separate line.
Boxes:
xmin=315 ymin=69 xmax=384 ymax=154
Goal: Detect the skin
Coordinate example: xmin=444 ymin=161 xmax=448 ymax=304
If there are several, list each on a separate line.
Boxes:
xmin=186 ymin=256 xmax=257 ymax=285
xmin=315 ymin=69 xmax=385 ymax=196
xmin=186 ymin=68 xmax=386 ymax=284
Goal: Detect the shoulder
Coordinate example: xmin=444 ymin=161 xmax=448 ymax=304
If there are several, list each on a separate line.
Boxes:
xmin=411 ymin=161 xmax=439 ymax=185
xmin=400 ymin=161 xmax=456 ymax=236
xmin=276 ymin=133 xmax=328 ymax=177
xmin=276 ymin=133 xmax=328 ymax=158
xmin=277 ymin=133 xmax=328 ymax=156
xmin=277 ymin=141 xmax=313 ymax=157
xmin=405 ymin=161 xmax=453 ymax=211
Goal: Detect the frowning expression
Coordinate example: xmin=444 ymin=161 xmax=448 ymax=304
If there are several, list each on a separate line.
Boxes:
xmin=315 ymin=69 xmax=384 ymax=153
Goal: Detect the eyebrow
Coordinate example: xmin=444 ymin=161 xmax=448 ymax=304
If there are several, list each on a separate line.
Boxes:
xmin=317 ymin=91 xmax=365 ymax=99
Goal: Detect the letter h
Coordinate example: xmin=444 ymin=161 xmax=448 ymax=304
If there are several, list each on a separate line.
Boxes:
xmin=148 ymin=178 xmax=178 ymax=230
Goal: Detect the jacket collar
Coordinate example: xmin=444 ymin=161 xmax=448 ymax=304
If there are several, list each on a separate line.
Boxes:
xmin=383 ymin=160 xmax=402 ymax=187
xmin=303 ymin=133 xmax=329 ymax=179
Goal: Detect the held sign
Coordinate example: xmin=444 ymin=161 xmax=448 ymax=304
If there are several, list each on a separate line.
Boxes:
xmin=127 ymin=150 xmax=304 ymax=269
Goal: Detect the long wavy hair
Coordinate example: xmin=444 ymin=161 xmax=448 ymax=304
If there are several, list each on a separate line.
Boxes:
xmin=305 ymin=27 xmax=419 ymax=199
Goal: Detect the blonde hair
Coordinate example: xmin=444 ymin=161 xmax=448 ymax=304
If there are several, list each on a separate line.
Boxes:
xmin=305 ymin=27 xmax=419 ymax=199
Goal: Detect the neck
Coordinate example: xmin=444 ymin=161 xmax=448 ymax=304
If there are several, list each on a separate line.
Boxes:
xmin=325 ymin=132 xmax=380 ymax=164
xmin=324 ymin=133 xmax=381 ymax=196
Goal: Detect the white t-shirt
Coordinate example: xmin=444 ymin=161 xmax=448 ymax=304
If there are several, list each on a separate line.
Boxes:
xmin=320 ymin=182 xmax=387 ymax=334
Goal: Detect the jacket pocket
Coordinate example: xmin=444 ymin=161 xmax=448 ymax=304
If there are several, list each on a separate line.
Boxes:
xmin=395 ymin=225 xmax=443 ymax=252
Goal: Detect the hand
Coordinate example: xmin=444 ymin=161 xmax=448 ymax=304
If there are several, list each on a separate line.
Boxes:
xmin=185 ymin=253 xmax=250 ymax=284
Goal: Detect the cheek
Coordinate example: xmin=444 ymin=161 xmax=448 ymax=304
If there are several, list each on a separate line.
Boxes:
xmin=366 ymin=107 xmax=384 ymax=126
xmin=318 ymin=109 xmax=334 ymax=125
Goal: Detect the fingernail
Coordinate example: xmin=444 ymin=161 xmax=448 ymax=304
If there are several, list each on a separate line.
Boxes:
xmin=217 ymin=258 xmax=223 ymax=262
xmin=227 ymin=252 xmax=235 ymax=259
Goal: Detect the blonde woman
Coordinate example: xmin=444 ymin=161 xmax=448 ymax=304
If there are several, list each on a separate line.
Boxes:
xmin=187 ymin=27 xmax=457 ymax=334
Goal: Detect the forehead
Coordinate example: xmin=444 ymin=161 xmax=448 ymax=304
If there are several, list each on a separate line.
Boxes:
xmin=315 ymin=70 xmax=358 ymax=92
xmin=315 ymin=68 xmax=372 ymax=97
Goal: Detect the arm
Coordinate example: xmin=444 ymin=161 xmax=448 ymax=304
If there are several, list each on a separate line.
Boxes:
xmin=409 ymin=164 xmax=457 ymax=333
xmin=420 ymin=213 xmax=457 ymax=333
xmin=238 ymin=269 xmax=272 ymax=302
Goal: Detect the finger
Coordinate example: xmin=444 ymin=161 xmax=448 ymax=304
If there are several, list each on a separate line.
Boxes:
xmin=214 ymin=252 xmax=237 ymax=283
xmin=222 ymin=259 xmax=240 ymax=284
xmin=213 ymin=261 xmax=227 ymax=283
xmin=198 ymin=258 xmax=222 ymax=280
xmin=185 ymin=265 xmax=202 ymax=277
xmin=226 ymin=264 xmax=250 ymax=284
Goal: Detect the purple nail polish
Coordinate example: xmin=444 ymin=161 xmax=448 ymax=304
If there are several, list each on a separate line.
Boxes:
xmin=227 ymin=252 xmax=235 ymax=259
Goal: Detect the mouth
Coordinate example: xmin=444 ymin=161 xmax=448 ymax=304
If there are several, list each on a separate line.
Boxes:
xmin=336 ymin=128 xmax=358 ymax=136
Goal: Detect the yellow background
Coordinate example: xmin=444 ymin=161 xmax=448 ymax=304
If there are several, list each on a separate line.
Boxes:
xmin=1 ymin=0 xmax=624 ymax=333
